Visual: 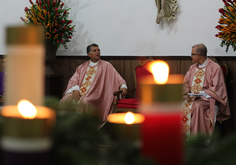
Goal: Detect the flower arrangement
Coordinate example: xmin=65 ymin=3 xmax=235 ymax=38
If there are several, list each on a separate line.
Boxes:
xmin=20 ymin=0 xmax=75 ymax=49
xmin=215 ymin=0 xmax=236 ymax=53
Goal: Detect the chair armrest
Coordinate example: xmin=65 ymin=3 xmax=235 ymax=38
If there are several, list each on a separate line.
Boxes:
xmin=113 ymin=88 xmax=136 ymax=96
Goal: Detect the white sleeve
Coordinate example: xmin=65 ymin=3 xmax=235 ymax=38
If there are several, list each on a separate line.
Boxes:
xmin=119 ymin=84 xmax=128 ymax=99
xmin=65 ymin=85 xmax=80 ymax=95
xmin=120 ymin=84 xmax=128 ymax=89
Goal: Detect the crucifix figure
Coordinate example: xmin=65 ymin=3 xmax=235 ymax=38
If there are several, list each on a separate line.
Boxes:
xmin=155 ymin=0 xmax=178 ymax=24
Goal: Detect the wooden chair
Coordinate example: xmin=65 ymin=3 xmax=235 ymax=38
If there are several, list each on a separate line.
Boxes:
xmin=209 ymin=56 xmax=228 ymax=80
xmin=113 ymin=57 xmax=154 ymax=113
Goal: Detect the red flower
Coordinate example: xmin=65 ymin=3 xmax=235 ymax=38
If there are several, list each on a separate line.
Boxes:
xmin=53 ymin=1 xmax=56 ymax=8
xmin=61 ymin=20 xmax=65 ymax=23
xmin=54 ymin=29 xmax=57 ymax=32
xmin=61 ymin=40 xmax=64 ymax=42
xmin=63 ymin=10 xmax=67 ymax=17
xmin=61 ymin=3 xmax=64 ymax=9
xmin=223 ymin=0 xmax=230 ymax=6
xmin=56 ymin=39 xmax=59 ymax=43
xmin=226 ymin=0 xmax=233 ymax=4
xmin=20 ymin=17 xmax=26 ymax=23
xmin=36 ymin=0 xmax=39 ymax=5
xmin=44 ymin=6 xmax=46 ymax=9
xmin=60 ymin=33 xmax=64 ymax=36
xmin=219 ymin=8 xmax=226 ymax=16
xmin=39 ymin=1 xmax=42 ymax=7
xmin=29 ymin=0 xmax=33 ymax=5
xmin=56 ymin=13 xmax=59 ymax=17
xmin=55 ymin=8 xmax=58 ymax=12
xmin=215 ymin=32 xmax=223 ymax=37
xmin=67 ymin=36 xmax=72 ymax=39
xmin=215 ymin=25 xmax=223 ymax=30
xmin=24 ymin=7 xmax=29 ymax=12
xmin=63 ymin=27 xmax=67 ymax=30
xmin=69 ymin=28 xmax=73 ymax=31
xmin=66 ymin=20 xmax=73 ymax=26
xmin=218 ymin=20 xmax=224 ymax=24
xmin=58 ymin=25 xmax=61 ymax=28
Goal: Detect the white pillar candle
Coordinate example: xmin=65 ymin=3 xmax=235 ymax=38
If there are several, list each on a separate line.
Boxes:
xmin=5 ymin=26 xmax=45 ymax=106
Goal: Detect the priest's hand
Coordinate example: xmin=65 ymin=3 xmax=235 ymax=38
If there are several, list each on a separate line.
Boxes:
xmin=73 ymin=90 xmax=81 ymax=102
xmin=120 ymin=88 xmax=128 ymax=98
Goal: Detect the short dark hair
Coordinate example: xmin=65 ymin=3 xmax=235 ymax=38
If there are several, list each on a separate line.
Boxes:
xmin=192 ymin=43 xmax=207 ymax=57
xmin=86 ymin=43 xmax=99 ymax=54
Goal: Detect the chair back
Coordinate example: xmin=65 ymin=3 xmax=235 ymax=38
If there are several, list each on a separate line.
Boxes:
xmin=209 ymin=56 xmax=228 ymax=80
xmin=134 ymin=58 xmax=154 ymax=98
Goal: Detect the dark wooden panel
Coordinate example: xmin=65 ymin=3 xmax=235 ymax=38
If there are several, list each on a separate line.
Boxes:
xmin=123 ymin=60 xmax=140 ymax=98
xmin=109 ymin=59 xmax=124 ymax=78
xmin=166 ymin=60 xmax=181 ymax=74
xmin=180 ymin=59 xmax=192 ymax=75
xmin=52 ymin=58 xmax=70 ymax=95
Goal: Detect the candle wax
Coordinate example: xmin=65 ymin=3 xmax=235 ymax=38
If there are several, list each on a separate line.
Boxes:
xmin=141 ymin=112 xmax=183 ymax=165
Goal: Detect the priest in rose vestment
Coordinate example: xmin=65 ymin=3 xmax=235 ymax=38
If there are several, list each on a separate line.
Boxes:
xmin=182 ymin=43 xmax=230 ymax=140
xmin=60 ymin=43 xmax=128 ymax=126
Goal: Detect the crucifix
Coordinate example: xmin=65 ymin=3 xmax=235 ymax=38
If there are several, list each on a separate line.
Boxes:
xmin=155 ymin=0 xmax=178 ymax=24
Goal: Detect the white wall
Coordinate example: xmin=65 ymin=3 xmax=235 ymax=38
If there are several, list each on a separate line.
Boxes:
xmin=0 ymin=0 xmax=234 ymax=56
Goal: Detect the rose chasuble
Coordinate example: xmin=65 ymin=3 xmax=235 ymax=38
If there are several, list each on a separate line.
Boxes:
xmin=61 ymin=60 xmax=126 ymax=123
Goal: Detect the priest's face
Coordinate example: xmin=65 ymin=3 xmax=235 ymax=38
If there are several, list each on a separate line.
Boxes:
xmin=191 ymin=47 xmax=200 ymax=64
xmin=88 ymin=46 xmax=100 ymax=62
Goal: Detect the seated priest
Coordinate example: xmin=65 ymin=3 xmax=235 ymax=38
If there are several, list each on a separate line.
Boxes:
xmin=181 ymin=43 xmax=230 ymax=141
xmin=59 ymin=43 xmax=128 ymax=126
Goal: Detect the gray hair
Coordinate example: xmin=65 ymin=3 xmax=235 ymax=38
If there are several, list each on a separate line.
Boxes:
xmin=192 ymin=43 xmax=207 ymax=57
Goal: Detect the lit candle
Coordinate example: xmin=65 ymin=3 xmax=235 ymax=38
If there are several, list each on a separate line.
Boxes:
xmin=107 ymin=112 xmax=144 ymax=142
xmin=0 ymin=26 xmax=55 ymax=165
xmin=1 ymin=100 xmax=56 ymax=165
xmin=140 ymin=61 xmax=183 ymax=165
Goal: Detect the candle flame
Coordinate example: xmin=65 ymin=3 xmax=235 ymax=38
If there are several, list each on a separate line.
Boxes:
xmin=125 ymin=112 xmax=135 ymax=124
xmin=148 ymin=61 xmax=169 ymax=84
xmin=17 ymin=100 xmax=37 ymax=119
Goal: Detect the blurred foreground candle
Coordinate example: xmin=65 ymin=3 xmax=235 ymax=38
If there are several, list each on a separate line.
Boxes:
xmin=5 ymin=26 xmax=44 ymax=106
xmin=0 ymin=26 xmax=55 ymax=165
xmin=107 ymin=112 xmax=144 ymax=142
xmin=140 ymin=61 xmax=183 ymax=165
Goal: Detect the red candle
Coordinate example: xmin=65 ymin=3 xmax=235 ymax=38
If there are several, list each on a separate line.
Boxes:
xmin=141 ymin=112 xmax=182 ymax=165
xmin=139 ymin=61 xmax=183 ymax=165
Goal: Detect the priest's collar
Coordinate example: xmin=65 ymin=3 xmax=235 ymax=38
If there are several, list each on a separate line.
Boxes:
xmin=89 ymin=60 xmax=100 ymax=67
xmin=198 ymin=58 xmax=208 ymax=68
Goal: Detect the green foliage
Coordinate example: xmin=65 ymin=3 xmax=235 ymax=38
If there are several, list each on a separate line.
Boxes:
xmin=45 ymin=97 xmax=155 ymax=165
xmin=185 ymin=132 xmax=236 ymax=165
